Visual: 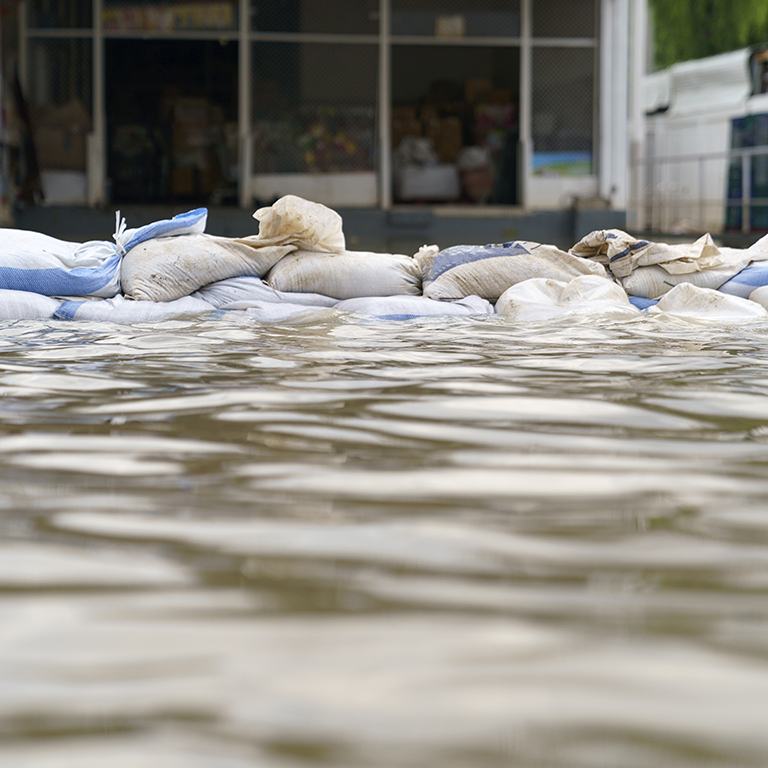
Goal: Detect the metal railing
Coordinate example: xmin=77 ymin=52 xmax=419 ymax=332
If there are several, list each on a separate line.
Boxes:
xmin=630 ymin=145 xmax=768 ymax=236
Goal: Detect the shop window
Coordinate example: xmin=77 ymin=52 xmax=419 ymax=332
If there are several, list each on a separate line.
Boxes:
xmin=391 ymin=45 xmax=519 ymax=204
xmin=532 ymin=47 xmax=595 ymax=177
xmin=28 ymin=0 xmax=91 ymax=28
xmin=250 ymin=41 xmax=377 ymax=173
xmin=533 ymin=0 xmax=595 ymax=38
xmin=251 ymin=0 xmax=379 ymax=35
xmin=102 ymin=1 xmax=237 ymax=32
xmin=391 ymin=0 xmax=520 ymax=38
xmin=105 ymin=39 xmax=239 ymax=203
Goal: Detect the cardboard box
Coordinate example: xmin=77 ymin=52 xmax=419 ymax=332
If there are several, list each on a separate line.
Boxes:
xmin=33 ymin=99 xmax=91 ymax=171
xmin=36 ymin=127 xmax=87 ymax=171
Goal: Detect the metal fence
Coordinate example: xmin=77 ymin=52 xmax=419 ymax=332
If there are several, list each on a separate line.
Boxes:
xmin=630 ymin=146 xmax=768 ymax=236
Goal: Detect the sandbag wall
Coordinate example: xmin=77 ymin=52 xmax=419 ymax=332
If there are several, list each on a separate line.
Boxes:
xmin=3 ymin=194 xmax=768 ymax=324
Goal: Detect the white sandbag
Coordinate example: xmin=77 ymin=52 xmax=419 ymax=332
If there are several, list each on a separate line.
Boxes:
xmin=621 ymin=263 xmax=746 ymax=299
xmin=194 ymin=276 xmax=338 ymax=309
xmin=335 ymin=294 xmax=494 ymax=319
xmin=53 ymin=294 xmax=215 ymax=322
xmin=243 ymin=302 xmax=336 ymax=323
xmin=113 ymin=207 xmax=208 ymax=254
xmin=266 ymin=249 xmax=421 ymax=299
xmin=496 ymin=275 xmax=639 ymax=322
xmin=0 ymin=289 xmax=62 ymax=320
xmin=252 ymin=195 xmax=345 ymax=253
xmin=120 ymin=233 xmax=295 ymax=302
xmin=718 ymin=262 xmax=768 ymax=298
xmin=748 ymin=285 xmax=768 ymax=310
xmin=0 ymin=230 xmax=121 ymax=297
xmin=647 ymin=283 xmax=768 ymax=322
xmin=570 ymin=229 xmax=768 ymax=298
xmin=422 ymin=241 xmax=606 ymax=302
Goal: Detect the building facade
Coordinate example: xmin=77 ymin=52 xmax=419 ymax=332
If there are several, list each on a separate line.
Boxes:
xmin=17 ymin=0 xmax=638 ymax=219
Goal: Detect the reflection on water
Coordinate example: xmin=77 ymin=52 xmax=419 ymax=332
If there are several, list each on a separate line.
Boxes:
xmin=2 ymin=311 xmax=768 ymax=767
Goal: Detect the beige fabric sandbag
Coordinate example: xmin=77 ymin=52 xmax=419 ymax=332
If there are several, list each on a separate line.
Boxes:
xmin=266 ymin=250 xmax=422 ymax=299
xmin=422 ymin=242 xmax=606 ymax=302
xmin=571 ymin=229 xmax=768 ymax=298
xmin=121 ymin=233 xmax=295 ymax=302
xmin=252 ymin=194 xmax=345 ymax=253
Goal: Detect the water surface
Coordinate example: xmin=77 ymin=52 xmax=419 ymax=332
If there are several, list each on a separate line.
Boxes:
xmin=2 ymin=311 xmax=768 ymax=767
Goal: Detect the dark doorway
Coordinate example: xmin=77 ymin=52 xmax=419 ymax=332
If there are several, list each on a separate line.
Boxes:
xmin=105 ymin=38 xmax=238 ymax=204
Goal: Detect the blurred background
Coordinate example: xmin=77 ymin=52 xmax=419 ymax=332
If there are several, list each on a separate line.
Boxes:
xmin=3 ymin=1 xmax=768 ymax=246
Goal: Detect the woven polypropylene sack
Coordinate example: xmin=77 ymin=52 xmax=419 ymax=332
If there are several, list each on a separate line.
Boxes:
xmin=121 ymin=234 xmax=295 ymax=302
xmin=194 ymin=276 xmax=338 ymax=309
xmin=253 ymin=195 xmax=345 ymax=253
xmin=422 ymin=241 xmax=606 ymax=302
xmin=335 ymin=294 xmax=493 ymax=319
xmin=266 ymin=250 xmax=421 ymax=300
xmin=647 ymin=283 xmax=768 ymax=322
xmin=53 ymin=294 xmax=215 ymax=322
xmin=0 ymin=289 xmax=62 ymax=319
xmin=0 ymin=231 xmax=121 ymax=298
xmin=496 ymin=275 xmax=638 ymax=321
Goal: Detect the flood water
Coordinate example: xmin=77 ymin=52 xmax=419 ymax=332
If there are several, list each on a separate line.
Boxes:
xmin=2 ymin=309 xmax=768 ymax=768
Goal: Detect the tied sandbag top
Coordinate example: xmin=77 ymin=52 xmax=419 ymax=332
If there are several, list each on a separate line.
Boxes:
xmin=252 ymin=195 xmax=345 ymax=253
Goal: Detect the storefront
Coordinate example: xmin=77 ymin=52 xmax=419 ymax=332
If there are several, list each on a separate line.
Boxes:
xmin=15 ymin=0 xmax=637 ymax=215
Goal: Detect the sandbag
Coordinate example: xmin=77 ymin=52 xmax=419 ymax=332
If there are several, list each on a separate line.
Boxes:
xmin=421 ymin=241 xmax=606 ymax=302
xmin=622 ymin=263 xmax=747 ymax=299
xmin=748 ymin=286 xmax=768 ymax=310
xmin=113 ymin=208 xmax=208 ymax=254
xmin=53 ymin=294 xmax=215 ymax=322
xmin=266 ymin=250 xmax=421 ymax=299
xmin=0 ymin=231 xmax=121 ymax=298
xmin=194 ymin=276 xmax=338 ymax=309
xmin=570 ymin=229 xmax=768 ymax=299
xmin=121 ymin=233 xmax=295 ymax=302
xmin=0 ymin=289 xmax=62 ymax=320
xmin=628 ymin=296 xmax=658 ymax=310
xmin=718 ymin=262 xmax=768 ymax=298
xmin=243 ymin=302 xmax=336 ymax=323
xmin=647 ymin=283 xmax=768 ymax=322
xmin=252 ymin=195 xmax=345 ymax=253
xmin=334 ymin=294 xmax=494 ymax=319
xmin=496 ymin=275 xmax=639 ymax=322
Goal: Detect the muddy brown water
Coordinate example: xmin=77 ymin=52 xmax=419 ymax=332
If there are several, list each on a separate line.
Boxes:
xmin=1 ymin=310 xmax=768 ymax=768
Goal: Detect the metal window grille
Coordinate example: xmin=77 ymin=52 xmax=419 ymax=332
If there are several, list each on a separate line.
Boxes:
xmin=531 ymin=46 xmax=594 ymax=177
xmin=250 ymin=41 xmax=377 ymax=175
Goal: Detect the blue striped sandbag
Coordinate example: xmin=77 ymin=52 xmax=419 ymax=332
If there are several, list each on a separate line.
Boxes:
xmin=717 ymin=262 xmax=768 ymax=298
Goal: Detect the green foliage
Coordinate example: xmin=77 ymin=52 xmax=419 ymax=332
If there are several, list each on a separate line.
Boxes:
xmin=650 ymin=0 xmax=768 ymax=69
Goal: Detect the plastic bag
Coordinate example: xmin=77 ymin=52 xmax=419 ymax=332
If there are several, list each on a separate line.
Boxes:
xmin=422 ymin=241 xmax=606 ymax=302
xmin=266 ymin=250 xmax=422 ymax=299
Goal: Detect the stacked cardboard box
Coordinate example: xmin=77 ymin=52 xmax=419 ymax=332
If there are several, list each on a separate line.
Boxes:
xmin=33 ymin=99 xmax=92 ymax=171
